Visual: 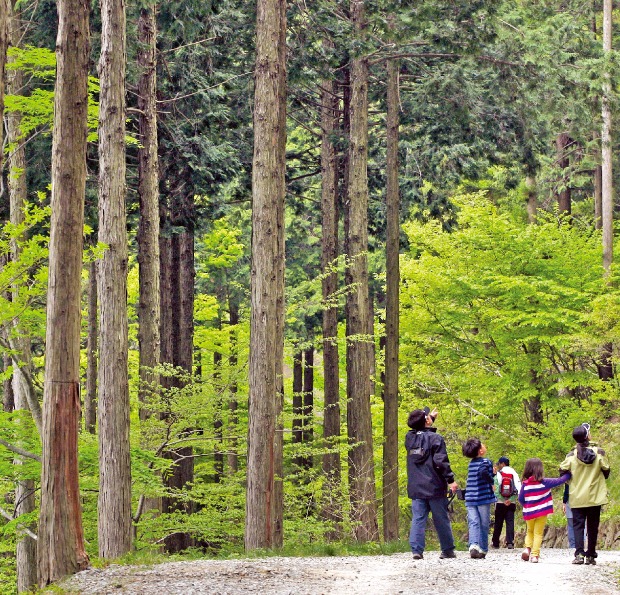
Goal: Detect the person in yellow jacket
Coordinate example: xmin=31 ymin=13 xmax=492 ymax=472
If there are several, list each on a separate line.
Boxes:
xmin=559 ymin=423 xmax=610 ymax=566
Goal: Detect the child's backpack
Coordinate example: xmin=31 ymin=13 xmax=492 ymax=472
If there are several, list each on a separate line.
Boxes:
xmin=499 ymin=471 xmax=516 ymax=499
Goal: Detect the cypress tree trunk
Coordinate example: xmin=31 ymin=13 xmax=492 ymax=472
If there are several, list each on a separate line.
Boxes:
xmin=227 ymin=297 xmax=239 ymax=474
xmin=292 ymin=350 xmax=303 ymax=466
xmin=85 ymin=259 xmax=97 ymax=433
xmin=245 ymin=0 xmax=286 ymax=551
xmin=556 ymin=132 xmax=571 ymax=215
xmin=599 ymin=0 xmax=614 ymax=383
xmin=214 ymin=346 xmax=224 ymax=481
xmin=525 ymin=174 xmax=537 ymax=224
xmin=383 ymin=53 xmax=400 ymax=543
xmin=346 ymin=0 xmax=378 ymax=543
xmin=97 ymin=0 xmax=132 ymax=558
xmin=302 ymin=347 xmax=314 ymax=470
xmin=162 ymin=225 xmax=195 ymax=553
xmin=137 ymin=1 xmax=160 ymax=421
xmin=602 ymin=0 xmax=613 ymax=275
xmin=8 ymin=9 xmax=38 ymax=584
xmin=2 ymin=353 xmax=13 ymax=411
xmin=320 ymin=60 xmax=342 ymax=538
xmin=37 ymin=0 xmax=90 ymax=582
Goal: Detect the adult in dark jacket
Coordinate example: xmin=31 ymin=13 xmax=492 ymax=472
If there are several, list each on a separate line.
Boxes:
xmin=405 ymin=408 xmax=458 ymax=560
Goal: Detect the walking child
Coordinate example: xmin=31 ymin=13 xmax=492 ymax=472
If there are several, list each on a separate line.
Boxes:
xmin=462 ymin=438 xmax=496 ymax=559
xmin=518 ymin=457 xmax=571 ymax=563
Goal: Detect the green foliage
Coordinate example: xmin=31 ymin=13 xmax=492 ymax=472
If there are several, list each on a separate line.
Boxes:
xmin=399 ymin=189 xmax=619 ymax=480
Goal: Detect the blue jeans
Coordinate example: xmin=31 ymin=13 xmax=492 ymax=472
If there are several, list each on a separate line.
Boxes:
xmin=409 ymin=497 xmax=455 ymax=555
xmin=466 ymin=503 xmax=491 ymax=553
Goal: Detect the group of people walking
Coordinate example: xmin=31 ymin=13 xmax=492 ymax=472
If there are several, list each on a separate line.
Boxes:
xmin=405 ymin=408 xmax=611 ymax=564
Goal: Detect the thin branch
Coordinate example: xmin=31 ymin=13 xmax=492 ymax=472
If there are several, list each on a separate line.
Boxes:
xmin=160 ymin=36 xmax=217 ymax=54
xmin=0 ymin=505 xmax=38 ymax=540
xmin=157 ymin=71 xmax=253 ymax=104
xmin=0 ymin=438 xmax=41 ymax=462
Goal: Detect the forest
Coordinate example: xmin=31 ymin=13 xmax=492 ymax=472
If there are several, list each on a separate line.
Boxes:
xmin=1 ymin=0 xmax=620 ymax=592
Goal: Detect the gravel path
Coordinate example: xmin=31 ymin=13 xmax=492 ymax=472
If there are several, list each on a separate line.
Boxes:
xmin=60 ymin=548 xmax=620 ymax=594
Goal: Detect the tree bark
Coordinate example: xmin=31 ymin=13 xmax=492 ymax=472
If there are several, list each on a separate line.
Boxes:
xmin=37 ymin=0 xmax=90 ymax=583
xmin=556 ymin=132 xmax=571 ymax=215
xmin=227 ymin=297 xmax=239 ymax=474
xmin=137 ymin=1 xmax=160 ymax=422
xmin=245 ymin=0 xmax=286 ymax=551
xmin=85 ymin=258 xmax=97 ymax=433
xmin=602 ymin=0 xmax=613 ymax=275
xmin=8 ymin=7 xmax=38 ymax=586
xmin=302 ymin=346 xmax=314 ymax=469
xmin=214 ymin=346 xmax=224 ymax=482
xmin=320 ymin=58 xmax=342 ymax=538
xmin=383 ymin=53 xmax=400 ymax=543
xmin=292 ymin=350 xmax=303 ymax=462
xmin=97 ymin=0 xmax=132 ymax=559
xmin=345 ymin=0 xmax=379 ymax=543
xmin=525 ymin=174 xmax=537 ymax=224
xmin=161 ymin=224 xmax=195 ymax=553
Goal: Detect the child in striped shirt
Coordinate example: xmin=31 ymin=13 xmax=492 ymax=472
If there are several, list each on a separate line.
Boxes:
xmin=462 ymin=438 xmax=496 ymax=559
xmin=518 ymin=457 xmax=571 ymax=563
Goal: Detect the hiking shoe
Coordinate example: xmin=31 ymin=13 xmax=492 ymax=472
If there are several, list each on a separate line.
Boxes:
xmin=470 ymin=549 xmax=480 ymax=559
xmin=572 ymin=554 xmax=585 ymax=565
xmin=491 ymin=543 xmax=500 ymax=549
xmin=412 ymin=553 xmax=423 ymax=560
xmin=439 ymin=549 xmax=456 ymax=559
xmin=521 ymin=548 xmax=531 ymax=561
xmin=530 ymin=556 xmax=539 ymax=563
xmin=478 ymin=551 xmax=487 ymax=559
xmin=507 ymin=543 xmax=514 ymax=549
xmin=585 ymin=556 xmax=596 ymax=565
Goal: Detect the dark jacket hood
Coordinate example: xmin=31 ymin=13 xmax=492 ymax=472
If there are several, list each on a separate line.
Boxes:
xmin=576 ymin=443 xmax=597 ymax=464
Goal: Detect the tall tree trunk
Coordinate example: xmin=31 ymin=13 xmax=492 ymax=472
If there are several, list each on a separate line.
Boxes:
xmin=162 ymin=226 xmax=195 ymax=553
xmin=302 ymin=346 xmax=314 ymax=470
xmin=598 ymin=0 xmax=614 ymax=383
xmin=8 ymin=8 xmax=37 ymax=586
xmin=37 ymin=0 xmax=90 ymax=582
xmin=383 ymin=53 xmax=400 ymax=543
xmin=292 ymin=350 xmax=303 ymax=467
xmin=85 ymin=259 xmax=97 ymax=433
xmin=137 ymin=1 xmax=160 ymax=422
xmin=346 ymin=0 xmax=378 ymax=543
xmin=97 ymin=0 xmax=132 ymax=559
xmin=556 ymin=132 xmax=571 ymax=215
xmin=2 ymin=353 xmax=13 ymax=411
xmin=602 ymin=0 xmax=613 ymax=275
xmin=594 ymin=162 xmax=603 ymax=230
xmin=214 ymin=347 xmax=224 ymax=482
xmin=227 ymin=297 xmax=239 ymax=474
xmin=525 ymin=174 xmax=537 ymax=224
xmin=245 ymin=0 xmax=286 ymax=551
xmin=320 ymin=58 xmax=341 ymax=539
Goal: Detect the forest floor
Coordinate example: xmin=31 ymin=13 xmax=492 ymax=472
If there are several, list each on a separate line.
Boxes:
xmin=58 ymin=547 xmax=620 ymax=594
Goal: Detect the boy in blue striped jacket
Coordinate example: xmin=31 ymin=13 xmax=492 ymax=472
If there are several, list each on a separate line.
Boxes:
xmin=462 ymin=438 xmax=496 ymax=559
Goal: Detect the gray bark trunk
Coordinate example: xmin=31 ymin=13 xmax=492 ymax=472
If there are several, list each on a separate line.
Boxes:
xmin=85 ymin=258 xmax=97 ymax=433
xmin=97 ymin=0 xmax=132 ymax=558
xmin=137 ymin=2 xmax=160 ymax=421
xmin=345 ymin=0 xmax=378 ymax=543
xmin=602 ymin=0 xmax=613 ymax=274
xmin=320 ymin=61 xmax=341 ymax=538
xmin=37 ymin=0 xmax=90 ymax=583
xmin=383 ymin=54 xmax=399 ymax=543
xmin=245 ymin=0 xmax=286 ymax=551
xmin=227 ymin=297 xmax=239 ymax=474
xmin=8 ymin=9 xmax=38 ymax=586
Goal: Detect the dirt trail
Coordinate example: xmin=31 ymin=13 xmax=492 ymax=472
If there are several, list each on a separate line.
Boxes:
xmin=60 ymin=548 xmax=620 ymax=594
